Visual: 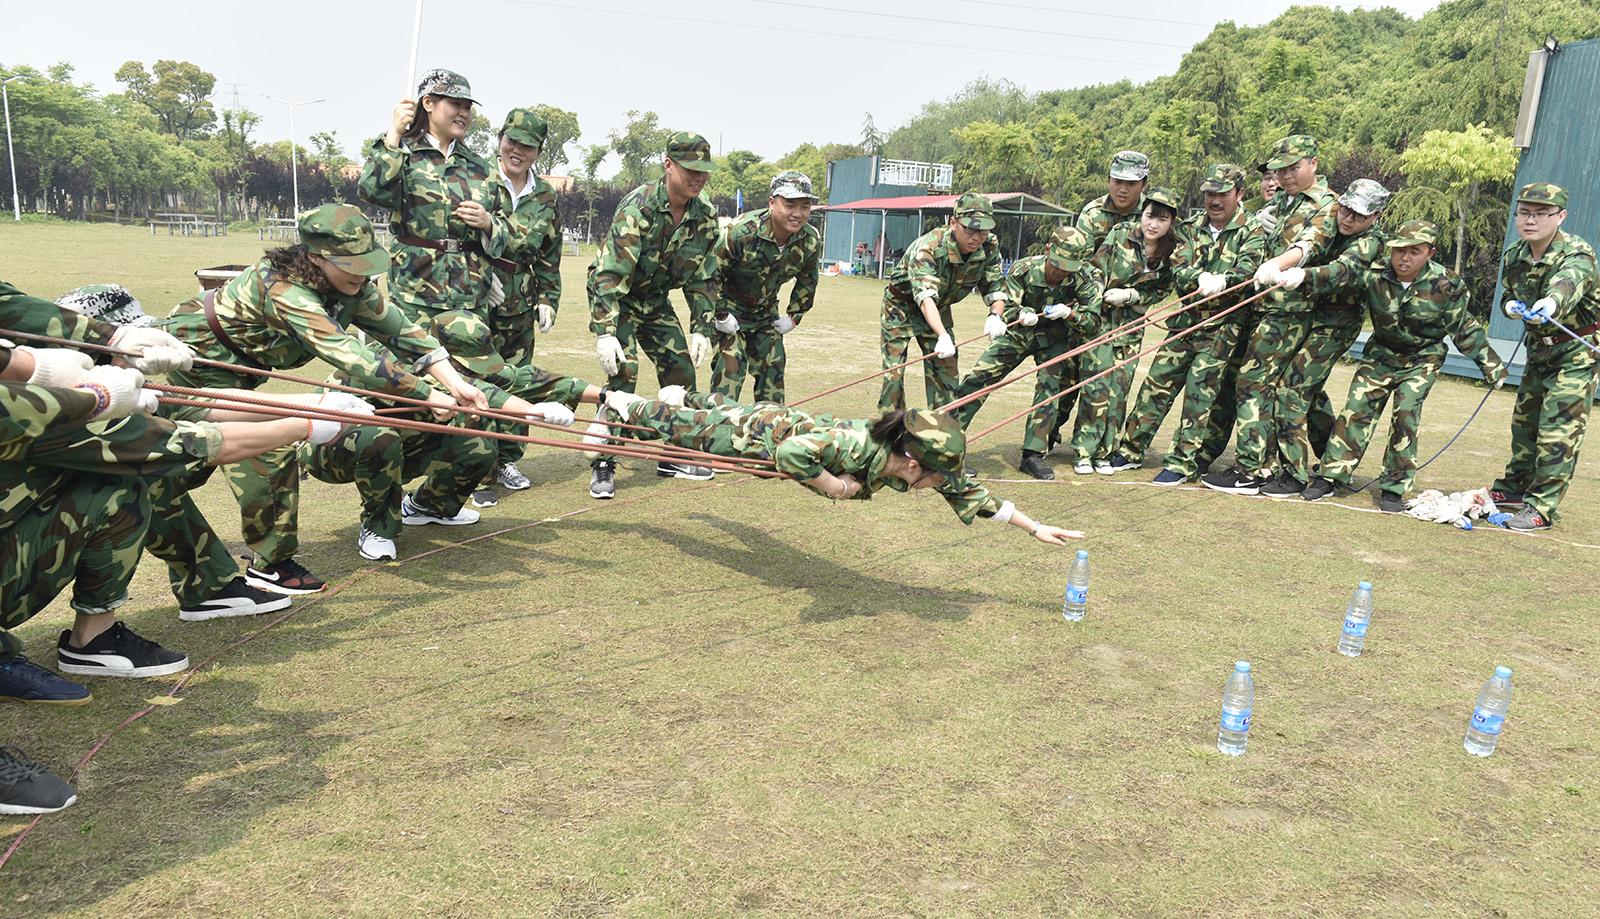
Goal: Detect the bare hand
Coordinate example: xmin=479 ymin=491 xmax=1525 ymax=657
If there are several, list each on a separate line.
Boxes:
xmin=1032 ymin=524 xmax=1085 ymax=545
xmin=389 ymin=99 xmax=417 ymax=143
xmin=832 ymin=474 xmax=863 ymax=499
xmin=451 ymin=382 xmax=490 ymax=413
xmin=425 ymin=389 xmax=457 ymax=422
xmin=454 ymin=200 xmax=491 ymax=231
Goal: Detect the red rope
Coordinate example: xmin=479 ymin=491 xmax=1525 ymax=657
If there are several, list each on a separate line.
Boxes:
xmin=787 ymin=316 xmax=1026 ymax=408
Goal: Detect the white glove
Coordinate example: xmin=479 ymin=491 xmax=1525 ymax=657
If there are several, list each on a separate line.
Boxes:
xmin=772 ymin=316 xmax=796 ymax=334
xmin=596 ymin=334 xmax=626 ymax=377
xmin=689 ymin=332 xmax=711 ymax=367
xmin=486 ymin=273 xmax=506 ymax=307
xmin=933 ymin=332 xmax=956 ymax=359
xmin=604 ymin=388 xmax=647 ymax=417
xmin=136 ymin=390 xmax=161 ymax=415
xmin=984 ymin=314 xmax=1008 ymax=340
xmin=1256 ymin=209 xmax=1279 ymax=236
xmin=1525 ymin=297 xmax=1557 ymax=324
xmin=1197 ymin=272 xmax=1227 ymax=297
xmin=1042 ymin=304 xmax=1072 ymax=321
xmin=1278 ymin=266 xmax=1307 ymax=290
xmin=657 ymin=384 xmax=688 ymax=407
xmin=24 ymin=347 xmax=95 ymax=387
xmin=306 ymin=391 xmax=374 ymax=445
xmin=1103 ymin=288 xmax=1140 ymax=307
xmin=75 ymin=365 xmax=145 ymax=420
xmin=713 ymin=313 xmax=740 ymax=335
xmin=110 ymin=326 xmax=195 ymax=374
xmin=1503 ymin=299 xmax=1526 ymax=320
xmin=536 ymin=303 xmax=555 ymax=334
xmin=528 ymin=401 xmax=576 ymax=426
xmin=1254 ymin=262 xmax=1281 ymax=288
xmin=1017 ymin=309 xmax=1039 ymax=327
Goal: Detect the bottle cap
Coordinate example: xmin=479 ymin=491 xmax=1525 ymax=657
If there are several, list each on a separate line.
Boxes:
xmin=1076 ymin=549 xmax=1088 ymax=560
xmin=1494 ymin=665 xmax=1512 ymax=679
xmin=1234 ymin=660 xmax=1251 ymax=673
xmin=1358 ymin=581 xmax=1371 ymax=590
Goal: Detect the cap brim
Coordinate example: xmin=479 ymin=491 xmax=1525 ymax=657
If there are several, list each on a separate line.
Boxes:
xmin=1047 ymin=256 xmax=1083 ymax=272
xmin=504 ymin=131 xmax=545 ymax=149
xmin=1109 ymin=170 xmax=1148 ymax=181
xmin=1340 ymin=202 xmax=1379 ymax=216
xmin=1384 ymin=238 xmax=1433 ymax=248
xmin=327 ymin=247 xmax=392 ymax=278
xmin=1199 ymin=182 xmax=1232 ymax=193
xmin=1516 ymin=195 xmax=1563 ymax=208
xmin=960 ymin=216 xmax=996 ymax=231
xmin=1265 ymin=155 xmax=1301 ymax=170
xmin=671 ymin=158 xmax=716 ymax=173
xmin=771 ymin=189 xmax=817 ymax=200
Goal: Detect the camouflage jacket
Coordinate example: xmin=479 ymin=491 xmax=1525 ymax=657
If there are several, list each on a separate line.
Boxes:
xmin=166 ymin=261 xmax=445 ymax=400
xmin=1076 ymin=194 xmax=1144 ymax=250
xmin=1298 ymin=219 xmax=1388 ymax=326
xmin=1499 ymin=231 xmax=1600 ymax=335
xmin=586 ymin=180 xmax=721 ymax=337
xmin=1093 ymin=222 xmax=1187 ymax=318
xmin=772 ymin=423 xmax=1004 ymax=524
xmin=0 ymin=279 xmax=118 ymax=355
xmin=1329 ymin=260 xmax=1506 ymax=382
xmin=1171 ymin=209 xmax=1267 ymax=327
xmin=358 ymin=134 xmax=508 ymax=317
xmin=713 ymin=208 xmax=821 ymax=323
xmin=1003 ymin=254 xmax=1104 ymax=341
xmin=882 ymin=226 xmax=1008 ymax=327
xmin=493 ymin=169 xmax=562 ymax=316
xmin=1260 ymin=176 xmax=1336 ymax=314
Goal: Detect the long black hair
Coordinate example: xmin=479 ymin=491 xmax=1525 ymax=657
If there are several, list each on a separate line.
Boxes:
xmin=1142 ymin=200 xmax=1179 ymax=267
xmin=869 ymin=410 xmax=911 ymax=453
xmin=263 ymin=244 xmax=338 ymax=299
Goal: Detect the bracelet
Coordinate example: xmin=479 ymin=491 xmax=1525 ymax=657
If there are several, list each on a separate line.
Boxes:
xmin=74 ymin=382 xmax=111 ymax=419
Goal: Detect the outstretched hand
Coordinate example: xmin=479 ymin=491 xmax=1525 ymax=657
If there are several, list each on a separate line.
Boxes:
xmin=1032 ymin=524 xmax=1085 ymax=545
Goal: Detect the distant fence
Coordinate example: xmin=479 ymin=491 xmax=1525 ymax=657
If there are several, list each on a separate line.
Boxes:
xmin=150 ymin=212 xmax=226 ymax=237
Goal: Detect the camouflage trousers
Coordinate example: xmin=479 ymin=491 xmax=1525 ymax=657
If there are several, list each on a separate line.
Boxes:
xmin=623 ymin=391 xmax=822 ymax=461
xmin=711 ymin=323 xmax=788 ymax=404
xmin=1070 ymin=309 xmax=1140 ymax=462
xmin=489 ymin=304 xmax=538 ymax=466
xmin=1120 ymin=319 xmax=1242 ymax=478
xmin=1320 ymin=354 xmax=1445 ymax=498
xmin=950 ymin=324 xmax=1077 ymax=454
xmin=302 ymin=422 xmax=497 ymax=539
xmin=607 ymin=297 xmax=697 ymax=395
xmin=878 ymin=295 xmax=960 ymax=413
xmin=1231 ymin=312 xmax=1313 ymax=474
xmin=1197 ymin=314 xmax=1259 ymax=472
xmin=1491 ymin=335 xmax=1599 ymax=520
xmin=0 ymin=475 xmax=148 ymax=656
xmin=1276 ymin=313 xmax=1363 ymax=483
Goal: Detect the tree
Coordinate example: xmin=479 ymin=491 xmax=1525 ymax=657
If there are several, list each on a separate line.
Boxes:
xmin=464 ymin=112 xmax=495 ymax=158
xmin=608 ymin=110 xmax=672 ymax=188
xmin=1396 ymin=123 xmax=1519 ymax=274
xmin=530 ymin=104 xmax=580 ymax=176
xmin=861 ymin=113 xmax=885 ymax=156
xmin=114 ymin=59 xmax=217 ymax=140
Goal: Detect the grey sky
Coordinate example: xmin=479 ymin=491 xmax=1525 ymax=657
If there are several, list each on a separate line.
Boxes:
xmin=5 ymin=0 xmax=1439 ymax=176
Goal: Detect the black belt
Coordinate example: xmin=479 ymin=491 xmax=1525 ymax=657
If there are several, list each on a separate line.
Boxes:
xmin=1533 ymin=319 xmax=1600 ymax=347
xmin=396 ymin=234 xmax=479 ymax=256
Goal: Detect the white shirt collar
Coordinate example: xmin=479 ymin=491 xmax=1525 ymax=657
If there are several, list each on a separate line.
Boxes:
xmin=499 ymin=165 xmax=535 ymax=208
xmin=423 ymin=132 xmax=455 ymax=157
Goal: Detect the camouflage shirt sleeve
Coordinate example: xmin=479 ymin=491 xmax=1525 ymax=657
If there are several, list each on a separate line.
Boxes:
xmin=357 ymin=136 xmax=406 ymax=212
xmin=1453 ymin=311 xmax=1507 ymax=385
xmin=587 ymin=191 xmax=649 ymax=336
xmin=905 ymin=232 xmax=948 ymax=304
xmin=978 ymin=241 xmax=1008 ymax=303
xmin=1307 ymin=235 xmax=1383 ymax=297
xmin=772 ymin=429 xmax=840 ymax=482
xmin=0 ymin=379 xmax=101 ymax=447
xmin=271 ymin=282 xmax=437 ymax=400
xmin=0 ymin=280 xmax=120 ymax=353
xmin=1543 ymin=240 xmax=1599 ymax=320
xmin=683 ymin=213 xmax=723 ymax=337
xmin=935 ymin=473 xmax=1005 ymax=525
xmin=786 ymin=234 xmax=821 ymax=320
xmin=531 ymin=212 xmax=563 ymax=311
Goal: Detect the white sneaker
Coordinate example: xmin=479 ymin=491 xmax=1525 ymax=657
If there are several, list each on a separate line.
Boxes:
xmin=1094 ymin=460 xmax=1115 ymax=475
xmin=358 ymin=527 xmax=397 ymax=560
xmin=401 ymin=493 xmax=481 ymax=526
xmin=495 ymin=462 xmax=531 ymax=491
xmin=1074 ymin=459 xmax=1093 ymax=475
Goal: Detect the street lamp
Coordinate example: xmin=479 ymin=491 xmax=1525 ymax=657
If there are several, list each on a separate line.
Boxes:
xmin=260 ymin=93 xmax=326 ymax=219
xmin=3 ymin=75 xmax=23 ymax=222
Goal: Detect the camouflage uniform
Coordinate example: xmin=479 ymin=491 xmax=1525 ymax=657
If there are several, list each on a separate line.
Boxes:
xmin=587 ymin=133 xmax=721 ymax=394
xmin=1074 ymin=151 xmax=1150 ymax=249
xmin=950 ymin=232 xmax=1104 ymax=454
xmin=710 ymin=176 xmax=821 ymax=403
xmin=1318 ymin=223 xmax=1507 ymax=498
xmin=358 ymin=69 xmax=507 ymax=323
xmin=163 ymin=206 xmax=447 ymax=567
xmin=1227 ymin=135 xmax=1337 ymax=476
xmin=878 ymin=193 xmax=1008 ymax=412
xmin=1490 ymin=184 xmax=1600 ymax=522
xmin=1120 ymin=167 xmax=1266 ymax=478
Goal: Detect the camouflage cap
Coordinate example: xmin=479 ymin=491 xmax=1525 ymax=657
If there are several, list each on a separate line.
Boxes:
xmin=1265 ymin=134 xmax=1319 ymax=170
xmin=55 ymin=284 xmax=153 ymax=327
xmin=500 ymin=108 xmax=548 ymax=149
xmin=1384 ymin=219 xmax=1439 ymax=248
xmin=1142 ymin=186 xmax=1182 ymax=212
xmin=1109 ymin=150 xmax=1151 ymax=182
xmin=1517 ymin=182 xmax=1568 ymax=209
xmin=416 ymin=68 xmax=476 ymax=105
xmin=1046 ymin=225 xmax=1090 ymax=272
xmin=1199 ymin=163 xmax=1246 ymax=193
xmin=298 ymin=204 xmax=391 ymax=277
xmin=1338 ymin=178 xmax=1392 ymax=216
xmin=901 ymin=409 xmax=967 ymax=485
xmin=665 ymin=131 xmax=716 ymax=173
xmin=769 ymin=170 xmax=816 ymax=201
xmin=953 ymin=191 xmax=996 ymax=231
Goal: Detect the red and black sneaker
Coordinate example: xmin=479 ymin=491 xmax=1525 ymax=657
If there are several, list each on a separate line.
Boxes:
xmin=1507 ymin=506 xmax=1552 ymax=531
xmin=1488 ymin=488 xmax=1525 ymax=508
xmin=244 ymin=558 xmax=326 ymax=595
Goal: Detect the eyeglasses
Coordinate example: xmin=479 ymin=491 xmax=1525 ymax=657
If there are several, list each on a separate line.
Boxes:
xmin=1515 ymin=208 xmax=1561 ymax=221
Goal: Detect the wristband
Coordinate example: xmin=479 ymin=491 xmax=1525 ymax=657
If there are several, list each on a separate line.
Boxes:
xmin=73 ymin=382 xmax=112 ymax=419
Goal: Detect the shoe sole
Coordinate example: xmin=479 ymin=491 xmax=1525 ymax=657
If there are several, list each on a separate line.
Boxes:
xmin=179 ymin=594 xmax=293 ymax=622
xmin=1202 ymin=481 xmax=1260 ymax=496
xmin=56 ymin=656 xmax=190 ymax=678
xmin=589 ymin=487 xmax=615 ymax=499
xmin=401 ymin=515 xmax=480 ymax=526
xmin=656 ymin=468 xmax=715 ymax=481
xmin=359 ymin=550 xmax=399 ymax=561
xmin=243 ymin=573 xmax=325 ymax=595
xmin=469 ymin=498 xmax=499 ymax=509
xmin=1262 ymin=490 xmax=1304 ymax=500
xmin=1151 ymin=477 xmax=1187 ymax=487
xmin=498 ymin=478 xmax=532 ymax=491
xmin=0 ymin=795 xmax=77 ymax=815
xmin=0 ymin=693 xmax=93 ymax=706
xmin=1074 ymin=468 xmax=1093 ymax=476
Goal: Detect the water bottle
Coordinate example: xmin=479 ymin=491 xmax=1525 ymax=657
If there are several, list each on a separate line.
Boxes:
xmin=1337 ymin=581 xmax=1374 ymax=657
xmin=1062 ymin=549 xmax=1089 ymax=621
xmin=1217 ymin=661 xmax=1254 ymax=756
xmin=1464 ymin=665 xmax=1513 ymax=757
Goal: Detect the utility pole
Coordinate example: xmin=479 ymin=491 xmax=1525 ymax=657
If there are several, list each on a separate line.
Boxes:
xmin=260 ymin=93 xmax=326 ymax=218
xmin=3 ymin=75 xmax=23 ymax=221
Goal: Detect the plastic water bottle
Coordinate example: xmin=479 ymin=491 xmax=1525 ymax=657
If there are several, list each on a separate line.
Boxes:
xmin=1062 ymin=549 xmax=1089 ymax=621
xmin=1217 ymin=661 xmax=1254 ymax=756
xmin=1337 ymin=581 xmax=1374 ymax=657
xmin=1464 ymin=665 xmax=1514 ymax=757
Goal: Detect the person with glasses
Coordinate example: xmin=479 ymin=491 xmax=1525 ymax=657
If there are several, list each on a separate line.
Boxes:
xmin=1487 ymin=183 xmax=1600 ymax=530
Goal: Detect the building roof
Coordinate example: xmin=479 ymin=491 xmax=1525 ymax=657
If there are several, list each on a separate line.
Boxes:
xmin=816 ymin=191 xmax=1071 ymax=218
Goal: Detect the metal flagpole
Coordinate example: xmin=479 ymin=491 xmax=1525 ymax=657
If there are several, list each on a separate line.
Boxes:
xmin=406 ymin=0 xmax=425 ymax=91
xmin=2 ymin=76 xmax=22 ymax=222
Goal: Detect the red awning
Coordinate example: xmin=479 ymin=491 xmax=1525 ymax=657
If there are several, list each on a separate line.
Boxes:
xmin=815 ymin=194 xmax=959 ymax=212
xmin=815 ymin=191 xmax=1070 ymax=217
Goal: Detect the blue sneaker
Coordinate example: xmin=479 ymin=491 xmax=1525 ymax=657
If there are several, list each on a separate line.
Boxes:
xmin=0 ymin=655 xmax=92 ymax=705
xmin=1152 ymin=469 xmax=1188 ymax=486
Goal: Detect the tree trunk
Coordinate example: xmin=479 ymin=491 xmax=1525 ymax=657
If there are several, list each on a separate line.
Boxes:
xmin=1455 ymin=183 xmax=1476 ymax=276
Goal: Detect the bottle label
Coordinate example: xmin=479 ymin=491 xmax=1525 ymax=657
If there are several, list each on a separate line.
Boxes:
xmin=1065 ymin=585 xmax=1087 ymax=605
xmin=1219 ymin=708 xmax=1252 ymax=733
xmin=1471 ymin=707 xmax=1504 ymax=735
xmin=1342 ymin=617 xmax=1368 ymax=637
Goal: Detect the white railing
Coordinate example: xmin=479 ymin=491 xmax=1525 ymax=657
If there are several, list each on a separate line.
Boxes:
xmin=877 ymin=159 xmax=954 ymax=191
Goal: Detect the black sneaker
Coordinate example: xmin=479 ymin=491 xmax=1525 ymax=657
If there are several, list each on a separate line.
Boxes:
xmin=0 ymin=746 xmax=77 ymax=815
xmin=1488 ymin=488 xmax=1525 ymax=508
xmin=1261 ymin=472 xmax=1306 ymax=498
xmin=656 ymin=460 xmax=714 ymax=481
xmin=1378 ymin=492 xmax=1405 ymax=514
xmin=1507 ymin=505 xmax=1552 ymax=530
xmin=469 ymin=486 xmax=500 ymax=509
xmin=1302 ymin=476 xmax=1337 ymax=502
xmin=179 ymin=576 xmax=293 ymax=622
xmin=244 ymin=557 xmax=325 ymax=595
xmin=1018 ymin=451 xmax=1055 ymax=481
xmin=0 ymin=655 xmax=92 ymax=705
xmin=1152 ymin=469 xmax=1188 ymax=486
xmin=56 ymin=622 xmax=188 ymax=678
xmin=1103 ymin=453 xmax=1139 ymax=473
xmin=1201 ymin=467 xmax=1266 ymax=496
xmin=589 ymin=459 xmax=616 ymax=500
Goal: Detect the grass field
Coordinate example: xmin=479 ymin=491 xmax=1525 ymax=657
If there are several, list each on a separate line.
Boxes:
xmin=1 ymin=221 xmax=1597 ymax=916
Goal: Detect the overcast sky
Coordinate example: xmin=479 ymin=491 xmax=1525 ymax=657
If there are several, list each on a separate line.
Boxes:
xmin=5 ymin=0 xmax=1439 ymax=175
